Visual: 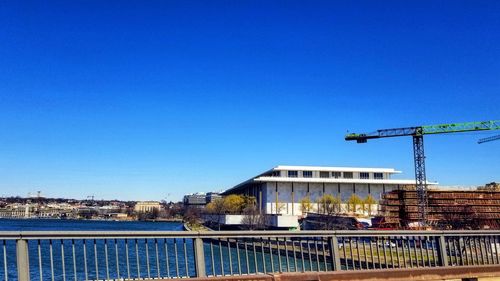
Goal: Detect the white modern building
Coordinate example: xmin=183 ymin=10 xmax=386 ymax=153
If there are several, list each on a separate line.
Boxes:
xmin=222 ymin=165 xmax=437 ymax=227
xmin=183 ymin=192 xmax=222 ymax=209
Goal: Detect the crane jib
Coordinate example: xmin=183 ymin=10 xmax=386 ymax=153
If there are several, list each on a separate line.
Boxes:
xmin=478 ymin=134 xmax=500 ymax=144
xmin=345 ymin=120 xmax=500 ymax=141
xmin=421 ymin=120 xmax=500 ymax=135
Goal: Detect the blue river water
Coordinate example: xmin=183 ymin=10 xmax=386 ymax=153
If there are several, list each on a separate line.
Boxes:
xmin=0 ymin=219 xmax=195 ymax=280
xmin=0 ymin=218 xmax=184 ymax=231
xmin=0 ymin=219 xmax=328 ymax=280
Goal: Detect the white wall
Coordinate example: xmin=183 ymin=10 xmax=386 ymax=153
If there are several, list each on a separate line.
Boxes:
xmin=269 ymin=215 xmax=300 ymax=228
xmin=263 ymin=181 xmax=397 ymax=216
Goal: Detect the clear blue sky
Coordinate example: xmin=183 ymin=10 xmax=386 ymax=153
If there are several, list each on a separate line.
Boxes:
xmin=0 ymin=1 xmax=498 ymax=201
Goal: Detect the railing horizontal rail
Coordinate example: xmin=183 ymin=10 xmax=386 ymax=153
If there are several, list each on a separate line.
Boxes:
xmin=1 ymin=230 xmax=499 ymax=281
xmin=2 ymin=229 xmax=500 ymax=239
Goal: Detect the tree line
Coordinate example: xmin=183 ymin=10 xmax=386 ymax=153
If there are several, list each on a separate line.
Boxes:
xmin=200 ymin=194 xmax=379 ymax=230
xmin=300 ymin=194 xmax=377 ymax=216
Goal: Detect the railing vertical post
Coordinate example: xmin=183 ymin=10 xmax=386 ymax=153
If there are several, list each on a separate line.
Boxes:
xmin=16 ymin=239 xmax=30 ymax=281
xmin=438 ymin=235 xmax=449 ymax=267
xmin=194 ymin=237 xmax=206 ymax=277
xmin=329 ymin=235 xmax=341 ymax=271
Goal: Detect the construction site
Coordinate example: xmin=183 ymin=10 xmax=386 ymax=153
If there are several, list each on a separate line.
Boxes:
xmin=345 ymin=120 xmax=500 ymax=230
xmin=377 ymin=183 xmax=500 ymax=229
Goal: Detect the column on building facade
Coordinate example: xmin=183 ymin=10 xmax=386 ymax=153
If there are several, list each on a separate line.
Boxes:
xmin=275 ymin=182 xmax=278 ymax=215
xmin=259 ymin=185 xmax=263 ymax=213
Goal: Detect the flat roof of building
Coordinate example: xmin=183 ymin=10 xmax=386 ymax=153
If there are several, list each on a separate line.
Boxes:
xmin=222 ymin=165 xmax=436 ymax=195
xmin=272 ymin=165 xmax=402 ymax=174
xmin=254 ymin=177 xmax=433 ymax=185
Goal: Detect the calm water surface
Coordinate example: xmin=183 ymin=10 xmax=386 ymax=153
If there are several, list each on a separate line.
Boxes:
xmin=0 ymin=218 xmax=184 ymax=231
xmin=0 ymin=219 xmax=325 ymax=280
xmin=1 ymin=219 xmax=190 ymax=280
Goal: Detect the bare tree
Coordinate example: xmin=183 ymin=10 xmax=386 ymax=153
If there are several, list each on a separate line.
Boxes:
xmin=347 ymin=194 xmax=363 ymax=214
xmin=183 ymin=207 xmax=201 ymax=228
xmin=205 ymin=198 xmax=226 ymax=230
xmin=363 ymin=195 xmax=377 ymax=216
xmin=317 ymin=194 xmax=342 ymax=215
xmin=314 ymin=194 xmax=343 ymax=230
xmin=241 ymin=205 xmax=265 ymax=230
xmin=205 ymin=195 xmax=259 ymax=230
xmin=299 ymin=196 xmax=313 ymax=215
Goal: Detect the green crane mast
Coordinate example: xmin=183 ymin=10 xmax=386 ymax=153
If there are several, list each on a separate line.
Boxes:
xmin=345 ymin=120 xmax=500 ymax=227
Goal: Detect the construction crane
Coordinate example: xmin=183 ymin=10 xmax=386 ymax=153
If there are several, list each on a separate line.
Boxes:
xmin=345 ymin=120 xmax=500 ymax=227
xmin=478 ymin=134 xmax=500 ymax=144
xmin=87 ymin=195 xmax=95 ymax=205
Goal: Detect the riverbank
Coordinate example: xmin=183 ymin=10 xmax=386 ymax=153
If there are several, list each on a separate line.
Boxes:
xmin=183 ymin=221 xmax=211 ymax=231
xmin=144 ymin=218 xmax=183 ymax=222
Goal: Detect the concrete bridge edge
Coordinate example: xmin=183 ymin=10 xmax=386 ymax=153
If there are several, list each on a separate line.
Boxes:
xmin=176 ymin=265 xmax=500 ymax=281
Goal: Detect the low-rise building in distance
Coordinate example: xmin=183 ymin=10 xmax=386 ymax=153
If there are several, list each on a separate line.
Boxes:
xmin=0 ymin=196 xmax=159 ymax=220
xmin=206 ymin=192 xmax=222 ymax=203
xmin=183 ymin=192 xmax=222 ymax=209
xmin=134 ymin=201 xmax=161 ymax=213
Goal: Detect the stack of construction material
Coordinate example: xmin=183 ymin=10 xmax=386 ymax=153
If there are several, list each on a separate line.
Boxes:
xmin=379 ymin=187 xmax=500 ymax=229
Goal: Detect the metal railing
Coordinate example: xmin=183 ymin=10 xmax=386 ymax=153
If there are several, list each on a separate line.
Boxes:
xmin=0 ymin=230 xmax=499 ymax=281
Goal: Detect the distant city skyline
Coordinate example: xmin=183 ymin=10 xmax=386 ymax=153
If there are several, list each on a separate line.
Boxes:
xmin=1 ymin=1 xmax=499 ymax=201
